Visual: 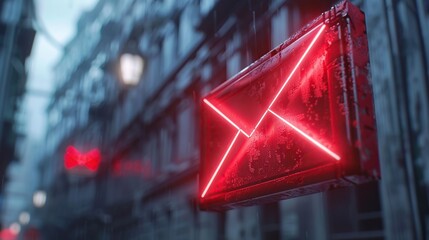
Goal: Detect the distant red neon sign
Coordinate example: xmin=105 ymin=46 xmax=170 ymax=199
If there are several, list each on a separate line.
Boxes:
xmin=64 ymin=146 xmax=101 ymax=172
xmin=200 ymin=1 xmax=379 ymax=210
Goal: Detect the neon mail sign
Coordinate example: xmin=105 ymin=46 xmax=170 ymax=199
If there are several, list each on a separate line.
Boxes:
xmin=199 ymin=1 xmax=379 ymax=210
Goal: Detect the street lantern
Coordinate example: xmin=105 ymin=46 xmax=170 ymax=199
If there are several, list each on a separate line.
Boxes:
xmin=100 ymin=36 xmax=146 ymax=88
xmin=18 ymin=212 xmax=30 ymax=225
xmin=9 ymin=223 xmax=20 ymax=235
xmin=119 ymin=53 xmax=144 ymax=86
xmin=33 ymin=190 xmax=46 ymax=208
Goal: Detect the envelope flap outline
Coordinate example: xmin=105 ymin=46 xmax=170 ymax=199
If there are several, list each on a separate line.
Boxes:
xmin=204 ymin=24 xmax=326 ymax=138
xmin=201 ymin=24 xmax=343 ymax=198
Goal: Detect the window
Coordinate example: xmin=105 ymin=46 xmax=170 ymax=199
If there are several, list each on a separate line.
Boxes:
xmin=162 ymin=22 xmax=178 ymax=77
xmin=271 ymin=6 xmax=289 ymax=48
xmin=176 ymin=100 xmax=196 ymax=162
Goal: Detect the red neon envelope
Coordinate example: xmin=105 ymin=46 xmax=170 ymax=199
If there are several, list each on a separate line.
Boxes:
xmin=200 ymin=1 xmax=379 ymax=210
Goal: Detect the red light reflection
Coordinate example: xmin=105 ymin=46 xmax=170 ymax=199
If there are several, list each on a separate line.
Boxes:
xmin=0 ymin=228 xmax=17 ymax=240
xmin=112 ymin=160 xmax=153 ymax=178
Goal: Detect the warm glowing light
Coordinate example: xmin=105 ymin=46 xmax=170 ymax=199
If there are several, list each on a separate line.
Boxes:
xmin=201 ymin=24 xmax=337 ymax=198
xmin=120 ymin=53 xmax=144 ymax=86
xmin=33 ymin=190 xmax=47 ymax=208
xmin=9 ymin=223 xmax=20 ymax=235
xmin=268 ymin=110 xmax=340 ymax=160
xmin=64 ymin=146 xmax=101 ymax=171
xmin=19 ymin=212 xmax=30 ymax=225
xmin=201 ymin=130 xmax=241 ymax=198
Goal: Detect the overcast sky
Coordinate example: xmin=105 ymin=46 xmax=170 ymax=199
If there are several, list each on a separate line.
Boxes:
xmin=24 ymin=0 xmax=98 ymax=140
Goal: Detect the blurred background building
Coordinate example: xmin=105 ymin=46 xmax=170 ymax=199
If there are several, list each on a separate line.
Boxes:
xmin=0 ymin=0 xmax=36 ymax=231
xmin=1 ymin=0 xmax=429 ymax=239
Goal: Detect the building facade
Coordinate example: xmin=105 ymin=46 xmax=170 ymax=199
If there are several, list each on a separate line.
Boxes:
xmin=0 ymin=0 xmax=36 ymax=228
xmin=37 ymin=0 xmax=429 ymax=239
